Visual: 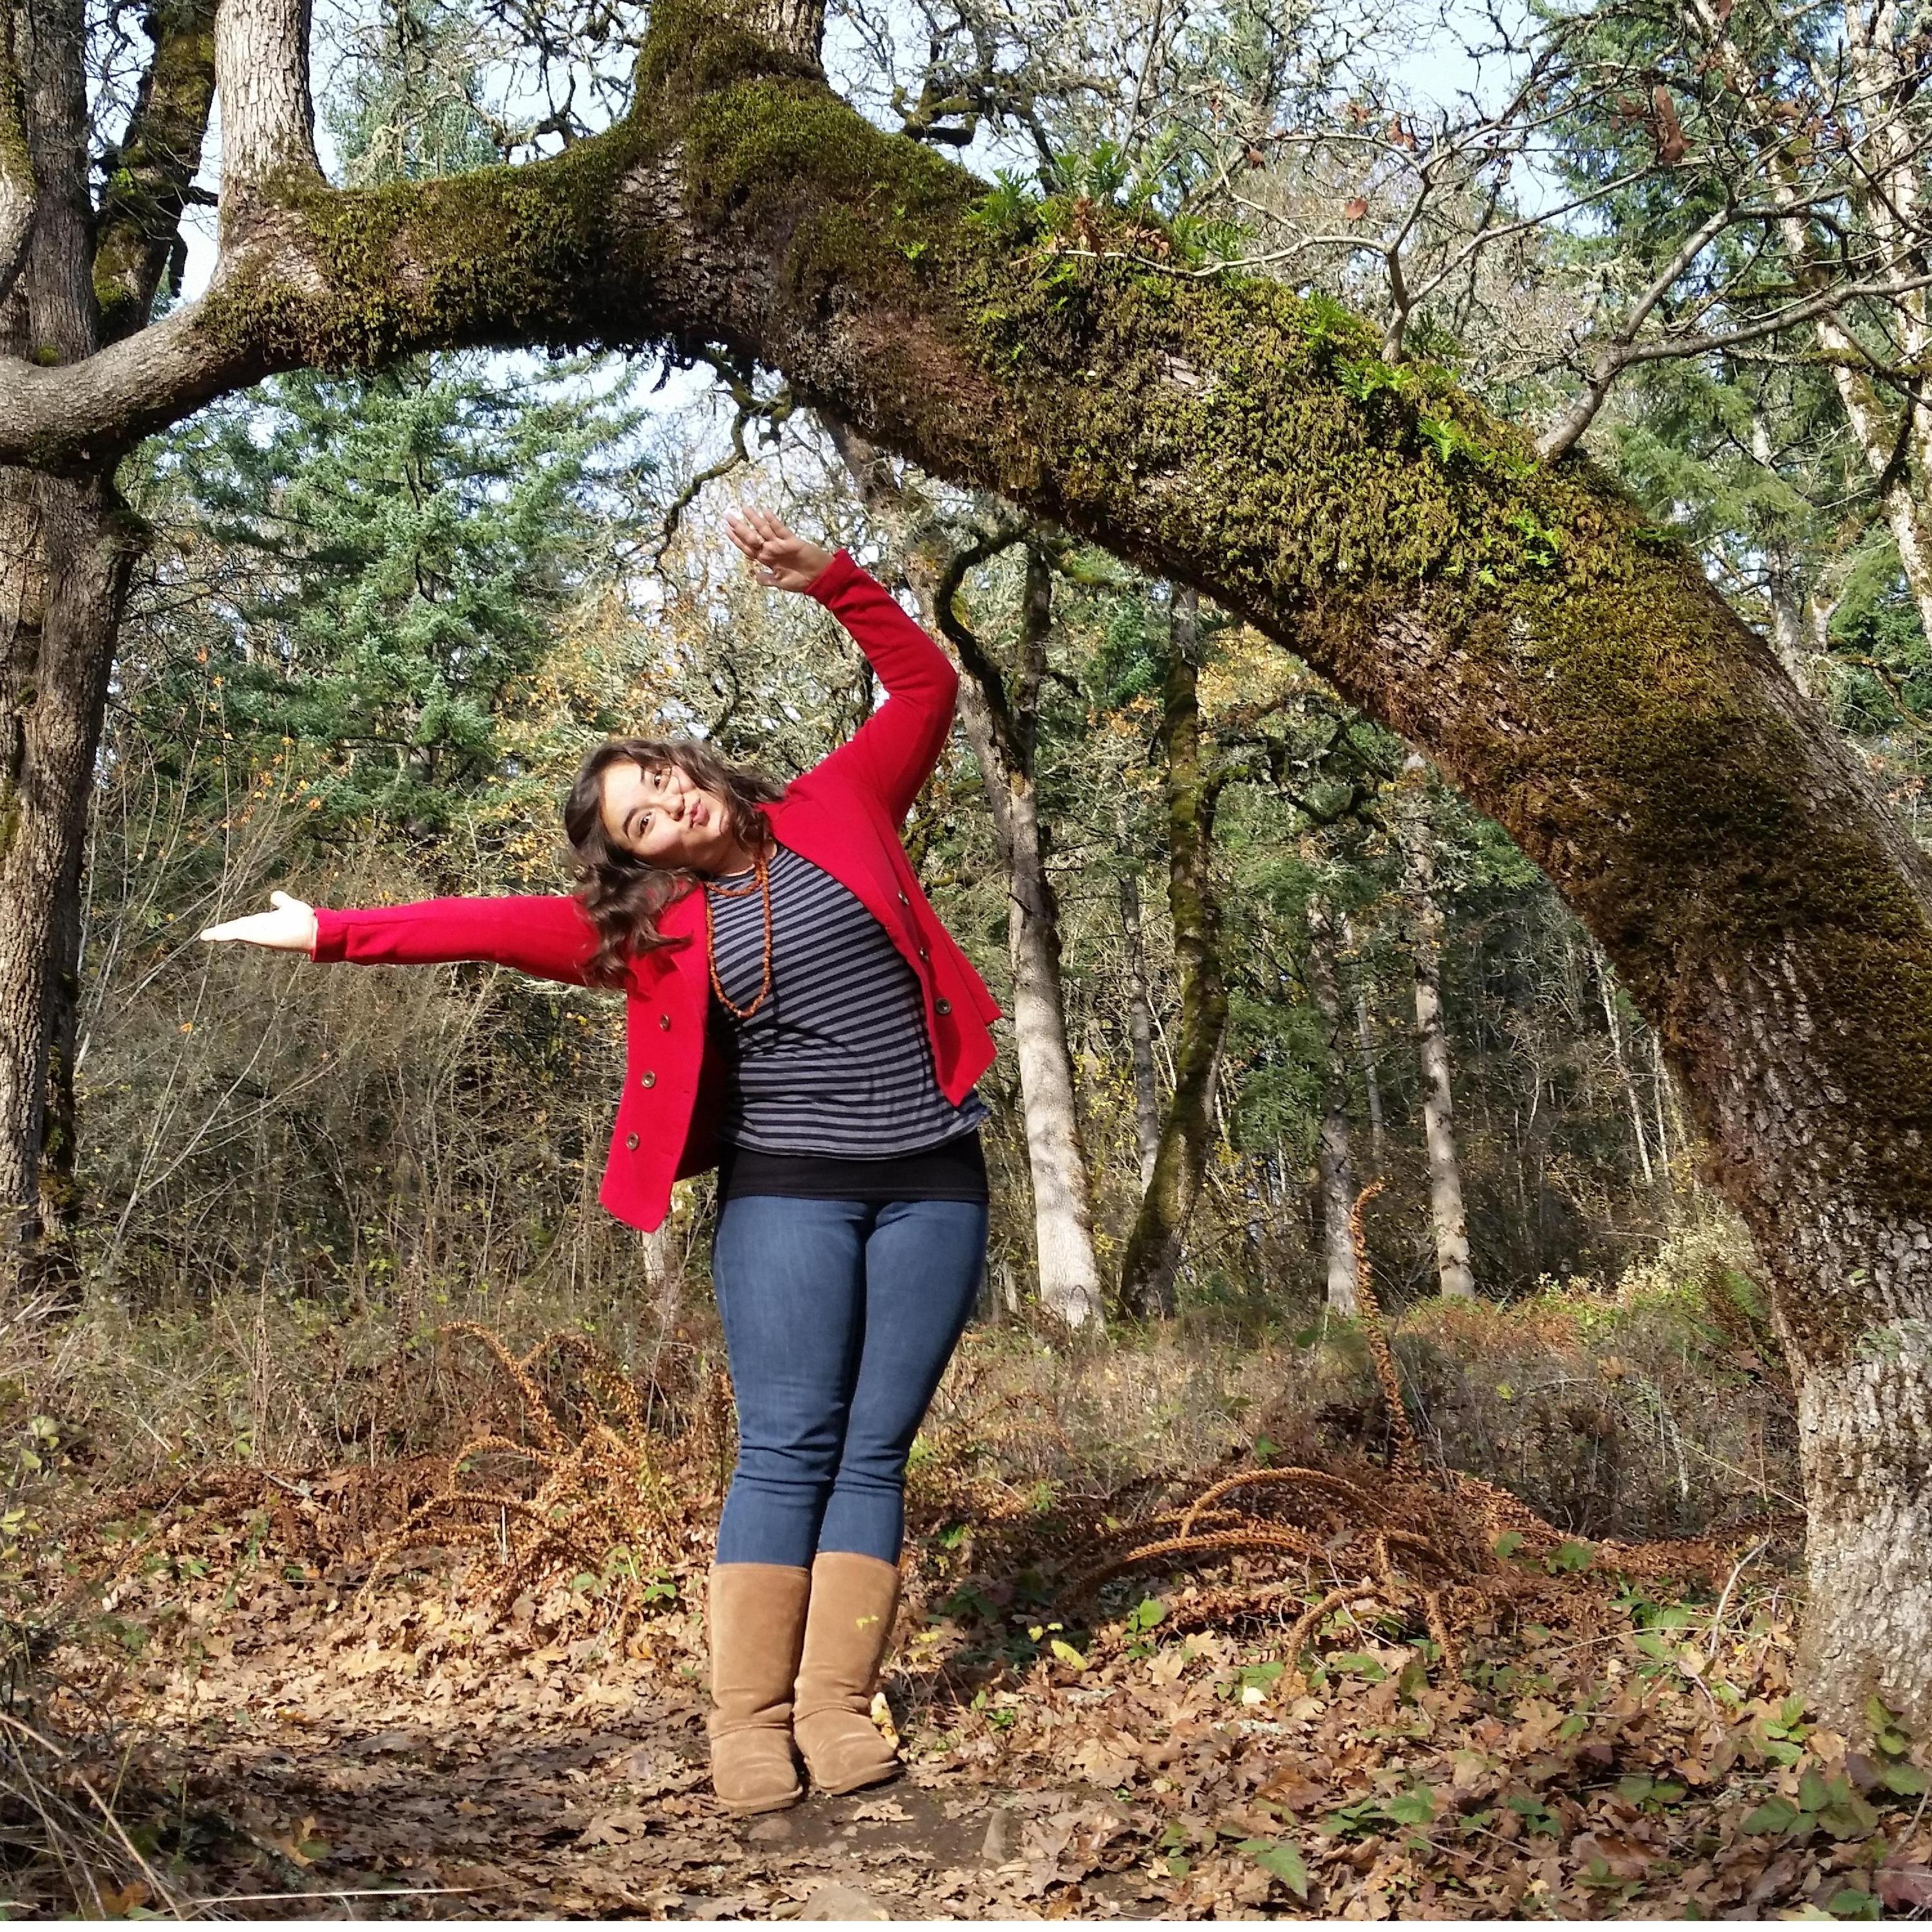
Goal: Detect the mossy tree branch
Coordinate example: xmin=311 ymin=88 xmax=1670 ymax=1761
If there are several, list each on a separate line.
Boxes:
xmin=91 ymin=0 xmax=220 ymax=344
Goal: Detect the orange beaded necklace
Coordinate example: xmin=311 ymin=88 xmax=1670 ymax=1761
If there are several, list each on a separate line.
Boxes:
xmin=703 ymin=845 xmax=774 ymax=1020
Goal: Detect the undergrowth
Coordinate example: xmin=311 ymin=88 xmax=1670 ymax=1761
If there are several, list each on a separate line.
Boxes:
xmin=0 ymin=1203 xmax=1823 ymax=1915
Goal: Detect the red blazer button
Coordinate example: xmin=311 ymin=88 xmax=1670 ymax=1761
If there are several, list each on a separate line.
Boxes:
xmin=659 ymin=1013 xmax=671 ymax=1029
xmin=625 ymin=1132 xmax=640 ymax=1150
xmin=641 ymin=1071 xmax=657 ymax=1088
xmin=936 ymin=998 xmax=952 ymax=1016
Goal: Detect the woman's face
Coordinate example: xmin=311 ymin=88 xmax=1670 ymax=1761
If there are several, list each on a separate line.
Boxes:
xmin=598 ymin=758 xmax=743 ymax=872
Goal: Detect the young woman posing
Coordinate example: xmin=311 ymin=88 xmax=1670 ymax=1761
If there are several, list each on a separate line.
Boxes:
xmin=202 ymin=504 xmax=1001 ymax=1815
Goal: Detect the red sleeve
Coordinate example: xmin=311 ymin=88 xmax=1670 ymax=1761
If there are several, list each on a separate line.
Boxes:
xmin=310 ymin=895 xmax=600 ymax=985
xmin=802 ymin=547 xmax=959 ymax=824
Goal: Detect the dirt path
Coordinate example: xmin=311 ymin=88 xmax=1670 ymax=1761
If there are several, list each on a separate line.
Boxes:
xmin=82 ymin=1565 xmax=1161 ymax=1920
xmin=148 ymin=1691 xmax=1150 ymax=1919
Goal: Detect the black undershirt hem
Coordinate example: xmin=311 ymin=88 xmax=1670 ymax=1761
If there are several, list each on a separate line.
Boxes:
xmin=715 ymin=1129 xmax=988 ymax=1204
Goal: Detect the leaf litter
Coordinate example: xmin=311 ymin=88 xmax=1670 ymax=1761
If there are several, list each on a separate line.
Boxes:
xmin=17 ymin=1309 xmax=1932 ymax=1919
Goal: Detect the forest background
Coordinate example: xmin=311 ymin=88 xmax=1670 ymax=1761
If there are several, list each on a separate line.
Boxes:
xmin=60 ymin=0 xmax=1840 ymax=1491
xmin=6 ymin=0 xmax=1932 ymax=1913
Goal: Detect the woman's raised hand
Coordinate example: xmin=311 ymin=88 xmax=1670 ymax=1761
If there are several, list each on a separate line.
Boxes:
xmin=724 ymin=503 xmax=835 ymax=594
xmin=199 ymin=890 xmax=319 ymax=954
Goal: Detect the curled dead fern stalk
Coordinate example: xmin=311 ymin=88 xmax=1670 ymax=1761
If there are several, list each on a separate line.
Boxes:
xmin=1059 ymin=1185 xmax=1799 ymax=1683
xmin=353 ymin=1327 xmax=728 ymax=1624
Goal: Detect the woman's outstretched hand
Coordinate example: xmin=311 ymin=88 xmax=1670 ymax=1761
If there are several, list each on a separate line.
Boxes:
xmin=200 ymin=890 xmax=319 ymax=954
xmin=724 ymin=503 xmax=835 ymax=593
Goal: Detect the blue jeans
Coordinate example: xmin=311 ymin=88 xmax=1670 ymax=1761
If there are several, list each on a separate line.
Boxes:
xmin=709 ymin=1195 xmax=988 ymax=1568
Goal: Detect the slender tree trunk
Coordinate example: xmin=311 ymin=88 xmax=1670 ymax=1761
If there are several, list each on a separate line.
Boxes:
xmin=1344 ymin=914 xmax=1385 ymax=1165
xmin=823 ymin=422 xmax=1103 ymax=1328
xmin=992 ymin=605 xmax=1106 ymax=1329
xmin=1118 ymin=586 xmax=1227 ymax=1318
xmin=1649 ymin=1029 xmax=1676 ymax=1179
xmin=1593 ymin=942 xmax=1655 ymax=1186
xmin=1118 ymin=863 xmax=1161 ymax=1189
xmin=1307 ymin=901 xmax=1362 ymax=1315
xmin=1752 ymin=420 xmax=1814 ymax=698
xmin=1396 ymin=758 xmax=1476 ymax=1300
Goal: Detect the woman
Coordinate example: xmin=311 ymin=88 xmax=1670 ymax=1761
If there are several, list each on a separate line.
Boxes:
xmin=201 ymin=504 xmax=1002 ymax=1816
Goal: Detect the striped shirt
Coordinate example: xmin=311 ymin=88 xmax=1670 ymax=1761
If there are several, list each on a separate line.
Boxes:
xmin=706 ymin=842 xmax=989 ymax=1156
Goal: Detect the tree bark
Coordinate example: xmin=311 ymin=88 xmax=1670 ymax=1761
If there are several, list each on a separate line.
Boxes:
xmin=0 ymin=470 xmax=138 ymax=1286
xmin=977 ymin=549 xmax=1105 ymax=1329
xmin=1 ymin=0 xmax=1931 ymax=1723
xmin=1118 ymin=585 xmax=1227 ymax=1319
xmin=825 ymin=424 xmax=1104 ymax=1329
xmin=1308 ymin=899 xmax=1362 ymax=1316
xmin=1396 ymin=758 xmax=1476 ymax=1300
xmin=0 ymin=0 xmax=150 ymax=1290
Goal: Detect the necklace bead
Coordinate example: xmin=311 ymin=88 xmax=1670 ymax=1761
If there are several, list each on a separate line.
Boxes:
xmin=704 ymin=847 xmax=774 ymax=1020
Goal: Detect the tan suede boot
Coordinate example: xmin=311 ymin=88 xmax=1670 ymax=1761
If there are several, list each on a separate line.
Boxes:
xmin=792 ymin=1550 xmax=903 ymax=1795
xmin=706 ymin=1562 xmax=811 ymax=1814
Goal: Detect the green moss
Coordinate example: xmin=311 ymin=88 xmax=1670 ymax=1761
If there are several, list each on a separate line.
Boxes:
xmin=201 ymin=126 xmax=647 ymax=370
xmin=630 ymin=0 xmax=823 ymax=105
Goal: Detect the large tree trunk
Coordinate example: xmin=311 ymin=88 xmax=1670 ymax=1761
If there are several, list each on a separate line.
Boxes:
xmin=7 ymin=0 xmax=1932 ymax=1725
xmin=1396 ymin=760 xmax=1476 ymax=1300
xmin=1307 ymin=900 xmax=1362 ymax=1316
xmin=825 ymin=424 xmax=1103 ymax=1329
xmin=0 ymin=0 xmax=144 ymax=1292
xmin=0 ymin=473 xmax=135 ymax=1282
xmin=1118 ymin=586 xmax=1227 ymax=1319
xmin=0 ymin=0 xmax=207 ymax=1288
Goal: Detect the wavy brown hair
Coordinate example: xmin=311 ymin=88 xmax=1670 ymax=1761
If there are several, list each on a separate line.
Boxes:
xmin=563 ymin=737 xmax=785 ymax=987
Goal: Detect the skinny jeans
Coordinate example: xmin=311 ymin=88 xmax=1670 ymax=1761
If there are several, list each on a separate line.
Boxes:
xmin=709 ymin=1194 xmax=988 ymax=1568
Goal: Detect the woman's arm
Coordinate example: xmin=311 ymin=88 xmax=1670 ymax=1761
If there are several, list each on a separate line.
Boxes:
xmin=726 ymin=505 xmax=959 ymax=826
xmin=202 ymin=890 xmax=601 ymax=985
xmin=800 ymin=549 xmax=959 ymax=823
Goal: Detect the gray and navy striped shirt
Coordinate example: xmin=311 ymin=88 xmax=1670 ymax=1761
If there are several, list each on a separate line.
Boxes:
xmin=706 ymin=843 xmax=989 ymax=1156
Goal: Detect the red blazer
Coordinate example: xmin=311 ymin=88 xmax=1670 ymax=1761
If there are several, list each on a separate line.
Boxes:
xmin=310 ymin=548 xmax=1002 ymax=1232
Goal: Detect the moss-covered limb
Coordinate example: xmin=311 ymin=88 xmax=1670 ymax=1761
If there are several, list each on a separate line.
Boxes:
xmin=1119 ymin=586 xmax=1229 ymax=1320
xmin=91 ymin=0 xmax=218 ymax=345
